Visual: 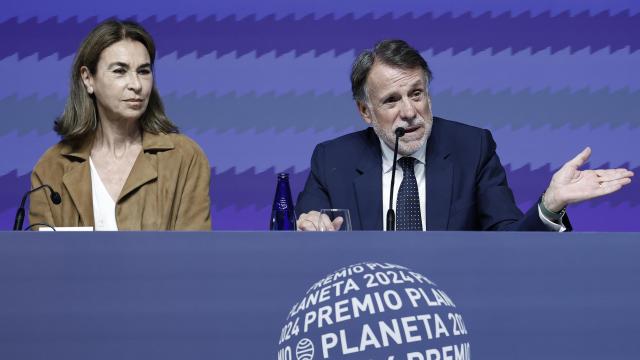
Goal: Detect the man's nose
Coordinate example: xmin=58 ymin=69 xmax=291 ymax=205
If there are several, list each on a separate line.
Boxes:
xmin=399 ymin=97 xmax=416 ymax=120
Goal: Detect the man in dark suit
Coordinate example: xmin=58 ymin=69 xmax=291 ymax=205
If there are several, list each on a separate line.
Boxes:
xmin=295 ymin=40 xmax=633 ymax=231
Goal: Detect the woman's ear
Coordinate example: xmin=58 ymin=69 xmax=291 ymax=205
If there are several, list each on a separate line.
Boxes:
xmin=80 ymin=66 xmax=94 ymax=94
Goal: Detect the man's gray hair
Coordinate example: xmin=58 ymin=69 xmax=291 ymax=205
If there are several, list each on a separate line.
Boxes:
xmin=350 ymin=39 xmax=433 ymax=103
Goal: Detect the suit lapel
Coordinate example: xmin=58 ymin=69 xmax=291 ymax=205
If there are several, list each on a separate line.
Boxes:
xmin=61 ymin=140 xmax=94 ymax=227
xmin=425 ymin=120 xmax=453 ymax=230
xmin=117 ymin=132 xmax=173 ymax=202
xmin=62 ymin=162 xmax=93 ymax=227
xmin=353 ymin=129 xmax=383 ymax=230
xmin=117 ymin=152 xmax=157 ymax=202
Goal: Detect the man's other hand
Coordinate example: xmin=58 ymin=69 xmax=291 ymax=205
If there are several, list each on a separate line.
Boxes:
xmin=543 ymin=147 xmax=634 ymax=212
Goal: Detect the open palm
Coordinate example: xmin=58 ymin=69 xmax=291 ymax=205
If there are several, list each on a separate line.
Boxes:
xmin=544 ymin=147 xmax=634 ymax=212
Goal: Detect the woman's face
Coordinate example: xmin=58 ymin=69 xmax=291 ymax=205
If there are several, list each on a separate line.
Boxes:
xmin=81 ymin=39 xmax=153 ymax=124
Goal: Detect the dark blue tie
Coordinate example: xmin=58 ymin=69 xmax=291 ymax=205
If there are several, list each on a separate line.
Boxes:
xmin=396 ymin=157 xmax=423 ymax=231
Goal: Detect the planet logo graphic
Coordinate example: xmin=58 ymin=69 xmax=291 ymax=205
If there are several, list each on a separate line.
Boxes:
xmin=295 ymin=338 xmax=314 ymax=360
xmin=277 ymin=262 xmax=470 ymax=360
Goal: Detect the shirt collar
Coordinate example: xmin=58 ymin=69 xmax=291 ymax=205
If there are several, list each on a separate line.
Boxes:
xmin=141 ymin=131 xmax=175 ymax=151
xmin=60 ymin=131 xmax=175 ymax=161
xmin=380 ymin=134 xmax=427 ymax=174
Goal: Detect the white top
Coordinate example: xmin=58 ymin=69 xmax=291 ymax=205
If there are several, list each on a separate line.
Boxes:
xmin=89 ymin=158 xmax=119 ymax=231
xmin=378 ymin=137 xmax=564 ymax=231
xmin=381 ymin=138 xmax=427 ymax=230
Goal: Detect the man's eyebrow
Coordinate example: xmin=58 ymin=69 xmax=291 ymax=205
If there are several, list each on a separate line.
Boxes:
xmin=409 ymin=78 xmax=425 ymax=88
xmin=376 ymin=88 xmax=400 ymax=101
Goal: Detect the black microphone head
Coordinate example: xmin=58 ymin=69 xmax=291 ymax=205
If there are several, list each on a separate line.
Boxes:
xmin=50 ymin=192 xmax=62 ymax=205
xmin=395 ymin=127 xmax=406 ymax=137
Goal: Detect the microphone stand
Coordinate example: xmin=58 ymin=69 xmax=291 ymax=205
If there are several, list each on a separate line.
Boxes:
xmin=13 ymin=185 xmax=62 ymax=231
xmin=386 ymin=127 xmax=405 ymax=231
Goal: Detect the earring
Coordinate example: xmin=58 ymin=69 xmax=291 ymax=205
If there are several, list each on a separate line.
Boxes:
xmin=87 ymin=87 xmax=93 ymax=94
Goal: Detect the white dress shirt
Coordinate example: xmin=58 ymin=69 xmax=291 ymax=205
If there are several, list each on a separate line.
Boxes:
xmin=89 ymin=158 xmax=119 ymax=231
xmin=378 ymin=137 xmax=565 ymax=231
xmin=381 ymin=139 xmax=427 ymax=230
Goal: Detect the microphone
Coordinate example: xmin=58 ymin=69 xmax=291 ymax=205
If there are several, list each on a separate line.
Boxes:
xmin=13 ymin=184 xmax=61 ymax=231
xmin=386 ymin=127 xmax=405 ymax=231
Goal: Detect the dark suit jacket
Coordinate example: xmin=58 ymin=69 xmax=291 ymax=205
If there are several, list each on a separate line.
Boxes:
xmin=296 ymin=117 xmax=570 ymax=231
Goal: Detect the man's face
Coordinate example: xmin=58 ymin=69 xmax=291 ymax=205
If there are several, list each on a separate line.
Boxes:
xmin=357 ymin=62 xmax=433 ymax=156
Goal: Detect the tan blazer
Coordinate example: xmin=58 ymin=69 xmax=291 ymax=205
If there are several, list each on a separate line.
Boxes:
xmin=29 ymin=132 xmax=211 ymax=230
